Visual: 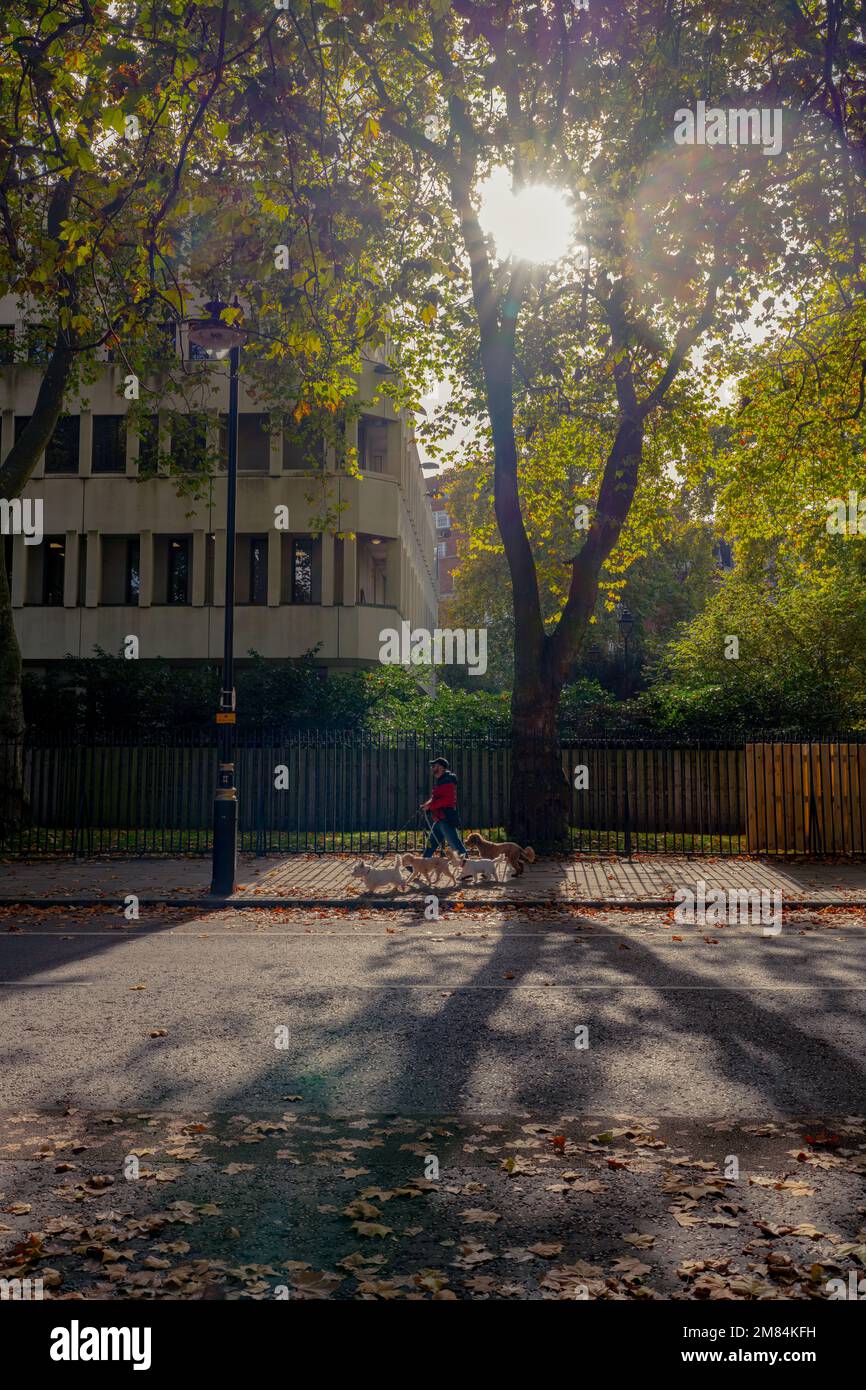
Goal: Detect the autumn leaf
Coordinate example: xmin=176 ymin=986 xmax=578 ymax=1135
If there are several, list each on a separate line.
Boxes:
xmin=623 ymin=1232 xmax=655 ymax=1249
xmin=343 ymin=1200 xmax=381 ymax=1220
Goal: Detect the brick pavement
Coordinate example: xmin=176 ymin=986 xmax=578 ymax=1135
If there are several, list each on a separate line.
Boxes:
xmin=2 ymin=852 xmax=866 ymax=905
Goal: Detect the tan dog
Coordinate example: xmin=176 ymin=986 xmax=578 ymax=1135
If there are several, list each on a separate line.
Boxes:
xmin=465 ymin=832 xmax=536 ymax=877
xmin=401 ymin=852 xmax=461 ymax=888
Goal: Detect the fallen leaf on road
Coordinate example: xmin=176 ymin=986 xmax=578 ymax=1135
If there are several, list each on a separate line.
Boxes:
xmin=343 ymin=1200 xmax=381 ymax=1220
xmin=612 ymin=1257 xmax=652 ymax=1279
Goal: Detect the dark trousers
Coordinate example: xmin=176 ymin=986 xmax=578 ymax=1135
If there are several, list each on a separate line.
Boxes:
xmin=422 ymin=818 xmax=468 ymax=858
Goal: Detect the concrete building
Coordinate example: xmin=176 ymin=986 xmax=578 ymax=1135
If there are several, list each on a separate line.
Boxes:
xmin=0 ymin=308 xmax=438 ymax=675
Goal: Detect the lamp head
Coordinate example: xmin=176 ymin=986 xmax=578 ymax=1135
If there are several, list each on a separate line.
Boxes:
xmin=187 ymin=297 xmax=246 ymax=359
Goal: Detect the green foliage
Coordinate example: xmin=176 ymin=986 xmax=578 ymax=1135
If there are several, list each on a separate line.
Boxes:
xmin=22 ymin=650 xmax=510 ymax=735
xmin=22 ymin=648 xmax=367 ymax=732
xmin=441 ymin=442 xmax=721 ymax=694
xmin=650 ymin=554 xmax=866 ymax=732
xmin=557 ymin=679 xmax=624 ymax=729
xmin=356 ymin=664 xmax=511 ymax=733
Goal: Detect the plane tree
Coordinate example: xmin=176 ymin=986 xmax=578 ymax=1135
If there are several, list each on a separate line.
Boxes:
xmin=286 ymin=0 xmax=855 ymax=842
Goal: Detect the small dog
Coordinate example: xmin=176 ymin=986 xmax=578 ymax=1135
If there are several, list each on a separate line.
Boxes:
xmin=400 ymin=852 xmax=461 ymax=888
xmin=350 ymin=857 xmax=407 ymax=892
xmin=466 ymin=832 xmax=536 ymax=876
xmin=456 ymin=854 xmax=503 ymax=883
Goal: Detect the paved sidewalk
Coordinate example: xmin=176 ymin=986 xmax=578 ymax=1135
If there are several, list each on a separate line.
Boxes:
xmin=2 ymin=853 xmax=866 ymax=906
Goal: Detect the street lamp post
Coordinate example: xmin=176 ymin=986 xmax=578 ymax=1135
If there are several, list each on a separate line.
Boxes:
xmin=186 ymin=297 xmax=246 ymax=896
xmin=616 ymin=604 xmax=634 ymax=698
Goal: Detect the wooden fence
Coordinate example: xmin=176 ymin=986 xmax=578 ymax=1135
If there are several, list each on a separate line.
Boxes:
xmin=745 ymin=741 xmax=866 ymax=854
xmin=1 ymin=730 xmax=863 ymax=857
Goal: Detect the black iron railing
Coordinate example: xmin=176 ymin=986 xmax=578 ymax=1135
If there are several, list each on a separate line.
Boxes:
xmin=0 ymin=728 xmax=864 ymax=858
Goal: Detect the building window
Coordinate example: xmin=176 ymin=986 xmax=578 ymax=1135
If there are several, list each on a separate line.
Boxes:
xmin=292 ymin=539 xmax=313 ymax=603
xmin=92 ymin=415 xmax=127 ymax=473
xmin=279 ymin=536 xmax=321 ymax=603
xmin=334 ymin=537 xmax=344 ymax=606
xmin=101 ymin=536 xmax=140 ymax=605
xmin=125 ymin=539 xmax=140 ymax=604
xmin=359 ymin=418 xmax=389 ymax=473
xmin=283 ymin=416 xmax=325 ymax=470
xmin=371 ymin=554 xmax=387 ymax=605
xmin=167 ymin=537 xmax=190 ymax=603
xmin=239 ymin=414 xmax=270 ymax=472
xmin=42 ymin=537 xmax=65 ymax=605
xmin=77 ymin=541 xmax=86 ymax=606
xmin=204 ymin=533 xmax=215 ymax=606
xmin=171 ymin=414 xmax=208 ymax=473
xmin=45 ymin=417 xmax=80 ymax=474
xmin=0 ymin=325 xmax=14 ymax=364
xmin=153 ymin=535 xmax=191 ymax=604
xmin=221 ymin=412 xmax=270 ymax=472
xmin=136 ymin=414 xmax=160 ymax=473
xmin=249 ymin=536 xmax=267 ymax=603
xmin=434 ymin=510 xmax=450 ymax=530
xmin=25 ymin=325 xmax=51 ymax=365
xmin=236 ymin=535 xmax=268 ymax=604
xmin=16 ymin=415 xmax=80 ymax=473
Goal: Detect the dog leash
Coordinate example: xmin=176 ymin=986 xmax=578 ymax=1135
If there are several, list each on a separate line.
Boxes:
xmin=385 ymin=806 xmax=428 ymax=854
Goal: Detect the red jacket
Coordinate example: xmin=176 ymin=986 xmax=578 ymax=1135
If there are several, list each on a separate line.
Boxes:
xmin=428 ymin=773 xmax=458 ymax=821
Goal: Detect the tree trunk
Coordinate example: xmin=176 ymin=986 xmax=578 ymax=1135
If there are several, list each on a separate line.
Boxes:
xmin=0 ymin=553 xmax=25 ymax=837
xmin=507 ymin=674 xmax=570 ymax=850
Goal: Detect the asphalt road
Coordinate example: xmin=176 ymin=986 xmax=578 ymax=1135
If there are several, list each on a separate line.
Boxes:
xmin=2 ymin=905 xmax=865 ymax=1120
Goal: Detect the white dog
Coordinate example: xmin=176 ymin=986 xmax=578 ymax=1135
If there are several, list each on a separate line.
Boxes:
xmin=349 ymin=857 xmax=407 ymax=892
xmin=456 ymin=854 xmax=505 ymax=883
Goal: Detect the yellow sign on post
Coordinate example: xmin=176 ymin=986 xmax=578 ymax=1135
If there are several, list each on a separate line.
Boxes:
xmin=215 ymin=712 xmax=236 ymax=725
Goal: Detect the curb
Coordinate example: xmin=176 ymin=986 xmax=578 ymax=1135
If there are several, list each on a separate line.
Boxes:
xmin=1 ymin=896 xmax=865 ymax=911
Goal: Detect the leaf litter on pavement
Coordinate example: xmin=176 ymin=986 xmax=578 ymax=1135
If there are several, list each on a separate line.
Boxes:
xmin=1 ymin=1107 xmax=865 ymax=1300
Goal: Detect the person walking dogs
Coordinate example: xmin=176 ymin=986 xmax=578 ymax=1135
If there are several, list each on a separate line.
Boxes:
xmin=421 ymin=757 xmax=469 ymax=859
